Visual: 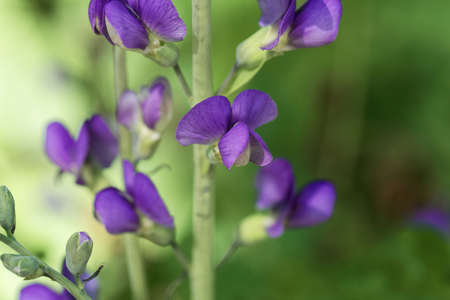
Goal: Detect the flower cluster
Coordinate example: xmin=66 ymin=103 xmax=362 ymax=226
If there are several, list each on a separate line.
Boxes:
xmin=176 ymin=90 xmax=276 ymax=169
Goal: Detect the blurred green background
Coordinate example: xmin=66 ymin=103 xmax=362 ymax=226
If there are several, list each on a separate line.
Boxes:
xmin=1 ymin=0 xmax=450 ymax=299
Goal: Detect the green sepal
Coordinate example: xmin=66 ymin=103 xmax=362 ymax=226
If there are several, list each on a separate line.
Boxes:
xmin=238 ymin=214 xmax=274 ymax=246
xmin=144 ymin=43 xmax=179 ymax=67
xmin=137 ymin=217 xmax=175 ymax=247
xmin=65 ymin=232 xmax=93 ymax=276
xmin=0 ymin=186 xmax=16 ymax=236
xmin=1 ymin=254 xmax=43 ymax=280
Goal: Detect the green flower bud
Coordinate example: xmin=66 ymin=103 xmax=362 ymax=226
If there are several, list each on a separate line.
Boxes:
xmin=134 ymin=125 xmax=161 ymax=161
xmin=0 ymin=186 xmax=16 ymax=235
xmin=238 ymin=214 xmax=274 ymax=246
xmin=137 ymin=217 xmax=175 ymax=247
xmin=1 ymin=254 xmax=43 ymax=280
xmin=65 ymin=232 xmax=93 ymax=276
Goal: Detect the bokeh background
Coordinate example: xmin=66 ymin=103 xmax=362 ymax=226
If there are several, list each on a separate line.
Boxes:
xmin=1 ymin=0 xmax=450 ymax=299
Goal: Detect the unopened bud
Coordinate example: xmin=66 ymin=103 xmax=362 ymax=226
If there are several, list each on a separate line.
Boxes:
xmin=65 ymin=232 xmax=93 ymax=276
xmin=1 ymin=254 xmax=43 ymax=280
xmin=138 ymin=218 xmax=175 ymax=247
xmin=0 ymin=186 xmax=16 ymax=235
xmin=238 ymin=214 xmax=274 ymax=246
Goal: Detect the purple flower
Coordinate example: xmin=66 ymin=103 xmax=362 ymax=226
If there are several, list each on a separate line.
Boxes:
xmin=176 ymin=90 xmax=276 ymax=170
xmin=45 ymin=115 xmax=118 ymax=184
xmin=94 ymin=160 xmax=173 ymax=234
xmin=255 ymin=158 xmax=336 ymax=237
xmin=411 ymin=207 xmax=450 ymax=236
xmin=89 ymin=0 xmax=186 ymax=50
xmin=20 ymin=260 xmax=99 ymax=300
xmin=258 ymin=0 xmax=342 ymax=50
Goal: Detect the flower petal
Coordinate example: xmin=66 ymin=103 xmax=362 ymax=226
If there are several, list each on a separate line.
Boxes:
xmin=141 ymin=77 xmax=172 ymax=131
xmin=412 ymin=207 xmax=450 ymax=235
xmin=88 ymin=0 xmax=106 ymax=34
xmin=258 ymin=0 xmax=292 ymax=27
xmin=256 ymin=158 xmax=295 ymax=210
xmin=132 ymin=173 xmax=174 ymax=228
xmin=87 ymin=115 xmax=118 ymax=168
xmin=176 ymin=96 xmax=231 ymax=146
xmin=261 ymin=0 xmax=296 ymax=50
xmin=218 ymin=122 xmax=250 ymax=170
xmin=117 ymin=90 xmax=140 ymax=129
xmin=289 ymin=0 xmax=342 ymax=48
xmin=249 ymin=131 xmax=273 ymax=166
xmin=74 ymin=122 xmax=90 ymax=172
xmin=123 ymin=159 xmax=136 ymax=196
xmin=45 ymin=122 xmax=76 ymax=173
xmin=138 ymin=0 xmax=186 ymax=42
xmin=19 ymin=284 xmax=61 ymax=300
xmin=232 ymin=89 xmax=277 ymax=130
xmin=287 ymin=180 xmax=336 ymax=227
xmin=104 ymin=0 xmax=149 ymax=50
xmin=94 ymin=187 xmax=140 ymax=234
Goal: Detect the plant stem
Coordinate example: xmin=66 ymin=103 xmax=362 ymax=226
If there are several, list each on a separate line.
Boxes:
xmin=216 ymin=64 xmax=237 ymax=96
xmin=173 ymin=63 xmax=192 ymax=100
xmin=0 ymin=234 xmax=91 ymax=300
xmin=170 ymin=242 xmax=191 ymax=271
xmin=191 ymin=0 xmax=215 ymax=300
xmin=113 ymin=46 xmax=150 ymax=300
xmin=216 ymin=240 xmax=240 ymax=269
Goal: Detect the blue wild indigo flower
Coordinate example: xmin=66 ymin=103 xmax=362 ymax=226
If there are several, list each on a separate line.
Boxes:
xmin=255 ymin=158 xmax=336 ymax=237
xmin=89 ymin=0 xmax=186 ymax=66
xmin=45 ymin=115 xmax=118 ymax=185
xmin=411 ymin=206 xmax=450 ymax=236
xmin=94 ymin=160 xmax=174 ymax=245
xmin=176 ymin=90 xmax=277 ymax=170
xmin=117 ymin=77 xmax=173 ymax=160
xmin=19 ymin=260 xmax=99 ymax=300
xmin=258 ymin=0 xmax=342 ymax=51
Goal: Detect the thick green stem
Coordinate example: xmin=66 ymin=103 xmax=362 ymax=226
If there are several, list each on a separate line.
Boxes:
xmin=0 ymin=234 xmax=91 ymax=300
xmin=191 ymin=1 xmax=215 ymax=299
xmin=113 ymin=46 xmax=150 ymax=300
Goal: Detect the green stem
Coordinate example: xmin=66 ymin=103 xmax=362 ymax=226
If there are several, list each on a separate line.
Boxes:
xmin=0 ymin=234 xmax=91 ymax=300
xmin=191 ymin=0 xmax=215 ymax=299
xmin=173 ymin=63 xmax=193 ymax=100
xmin=113 ymin=46 xmax=150 ymax=300
xmin=170 ymin=242 xmax=191 ymax=271
xmin=216 ymin=240 xmax=240 ymax=269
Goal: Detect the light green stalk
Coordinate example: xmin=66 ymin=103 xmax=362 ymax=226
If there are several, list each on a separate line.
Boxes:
xmin=191 ymin=1 xmax=215 ymax=300
xmin=0 ymin=234 xmax=91 ymax=300
xmin=113 ymin=47 xmax=150 ymax=300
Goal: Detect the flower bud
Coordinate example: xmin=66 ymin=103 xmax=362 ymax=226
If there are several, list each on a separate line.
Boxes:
xmin=65 ymin=232 xmax=93 ymax=276
xmin=0 ymin=186 xmax=16 ymax=235
xmin=137 ymin=217 xmax=175 ymax=247
xmin=1 ymin=254 xmax=43 ymax=280
xmin=238 ymin=214 xmax=274 ymax=246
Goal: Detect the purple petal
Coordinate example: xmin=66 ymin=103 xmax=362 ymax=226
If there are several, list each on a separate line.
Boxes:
xmin=138 ymin=0 xmax=186 ymax=42
xmin=141 ymin=77 xmax=172 ymax=130
xmin=132 ymin=173 xmax=174 ymax=227
xmin=87 ymin=115 xmax=118 ymax=168
xmin=61 ymin=260 xmax=99 ymax=300
xmin=45 ymin=122 xmax=77 ymax=173
xmin=256 ymin=158 xmax=295 ymax=210
xmin=127 ymin=0 xmax=140 ymax=12
xmin=266 ymin=206 xmax=291 ymax=238
xmin=104 ymin=0 xmax=149 ymax=50
xmin=117 ymin=90 xmax=140 ymax=129
xmin=19 ymin=284 xmax=61 ymax=300
xmin=249 ymin=131 xmax=273 ymax=167
xmin=258 ymin=0 xmax=292 ymax=27
xmin=78 ymin=232 xmax=91 ymax=245
xmin=218 ymin=122 xmax=250 ymax=170
xmin=74 ymin=122 xmax=90 ymax=172
xmin=94 ymin=187 xmax=140 ymax=234
xmin=176 ymin=96 xmax=231 ymax=146
xmin=123 ymin=159 xmax=136 ymax=196
xmin=88 ymin=0 xmax=107 ymax=34
xmin=289 ymin=0 xmax=342 ymax=48
xmin=287 ymin=180 xmax=336 ymax=227
xmin=231 ymin=90 xmax=277 ymax=130
xmin=261 ymin=0 xmax=296 ymax=50
xmin=411 ymin=207 xmax=450 ymax=235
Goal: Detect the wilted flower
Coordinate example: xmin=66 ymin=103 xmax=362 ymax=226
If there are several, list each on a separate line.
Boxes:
xmin=176 ymin=90 xmax=276 ymax=170
xmin=255 ymin=158 xmax=336 ymax=237
xmin=45 ymin=115 xmax=118 ymax=185
xmin=89 ymin=0 xmax=186 ymax=66
xmin=19 ymin=260 xmax=99 ymax=300
xmin=94 ymin=160 xmax=174 ymax=245
xmin=117 ymin=77 xmax=172 ymax=160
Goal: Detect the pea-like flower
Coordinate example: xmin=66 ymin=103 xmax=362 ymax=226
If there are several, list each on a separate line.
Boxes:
xmin=19 ymin=260 xmax=99 ymax=300
xmin=176 ymin=90 xmax=276 ymax=170
xmin=256 ymin=158 xmax=336 ymax=237
xmin=117 ymin=77 xmax=172 ymax=160
xmin=94 ymin=160 xmax=174 ymax=245
xmin=258 ymin=0 xmax=342 ymax=51
xmin=89 ymin=0 xmax=186 ymax=66
xmin=45 ymin=115 xmax=118 ymax=185
xmin=411 ymin=206 xmax=450 ymax=236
